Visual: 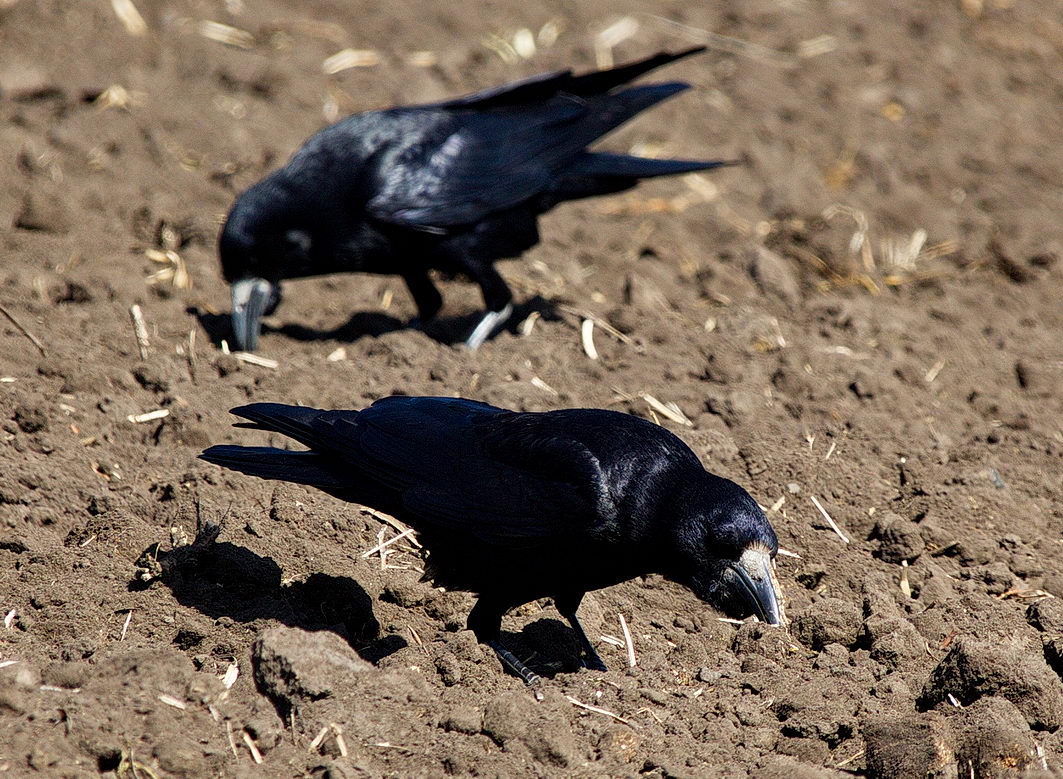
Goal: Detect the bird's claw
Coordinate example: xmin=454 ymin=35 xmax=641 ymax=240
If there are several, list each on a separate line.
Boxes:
xmin=487 ymin=639 xmax=542 ymax=686
xmin=463 ymin=303 xmax=513 ymax=350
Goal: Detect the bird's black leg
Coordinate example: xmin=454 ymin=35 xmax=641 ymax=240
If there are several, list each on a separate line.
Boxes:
xmin=467 ymin=596 xmax=541 ymax=685
xmin=401 ymin=271 xmax=443 ymax=328
xmin=460 ymin=260 xmax=513 ymax=350
xmin=555 ymin=593 xmax=608 ymax=672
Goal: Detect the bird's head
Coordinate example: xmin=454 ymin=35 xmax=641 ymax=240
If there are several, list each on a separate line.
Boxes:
xmin=219 ymin=186 xmax=314 ymax=351
xmin=667 ymin=477 xmax=784 ymax=626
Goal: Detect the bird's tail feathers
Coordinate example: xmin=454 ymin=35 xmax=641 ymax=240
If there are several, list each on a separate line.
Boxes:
xmin=568 ymin=151 xmax=735 ymax=179
xmin=600 ymin=81 xmax=689 ymax=127
xmin=227 ymin=403 xmax=344 ymax=453
xmin=567 ymin=46 xmax=706 ymax=96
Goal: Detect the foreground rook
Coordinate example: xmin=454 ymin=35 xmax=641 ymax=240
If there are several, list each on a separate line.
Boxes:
xmin=200 ymin=397 xmax=783 ymax=683
xmin=220 ymin=47 xmax=730 ymax=351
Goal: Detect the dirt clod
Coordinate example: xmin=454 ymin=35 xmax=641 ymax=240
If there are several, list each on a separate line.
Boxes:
xmin=920 ymin=638 xmax=1063 ymax=729
xmin=863 ymin=712 xmax=954 ymax=779
xmin=791 ymin=597 xmax=862 ymax=650
xmin=252 ymin=626 xmax=373 ymax=709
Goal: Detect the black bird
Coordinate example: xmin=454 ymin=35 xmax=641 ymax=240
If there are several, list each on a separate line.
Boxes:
xmin=220 ymin=46 xmax=729 ymax=351
xmin=200 ymin=396 xmax=783 ymax=684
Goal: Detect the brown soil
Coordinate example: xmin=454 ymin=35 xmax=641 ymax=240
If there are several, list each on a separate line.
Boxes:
xmin=2 ymin=0 xmax=1062 ymax=776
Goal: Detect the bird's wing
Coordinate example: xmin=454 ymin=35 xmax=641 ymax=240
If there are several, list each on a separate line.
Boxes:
xmin=429 ymin=68 xmax=575 ymax=109
xmin=364 ymin=48 xmax=708 ymax=230
xmin=357 ymin=400 xmax=618 ymax=545
xmin=364 ymin=98 xmax=593 ymax=229
xmin=228 ymin=398 xmax=615 ymax=547
xmin=429 ymin=47 xmax=705 ymax=109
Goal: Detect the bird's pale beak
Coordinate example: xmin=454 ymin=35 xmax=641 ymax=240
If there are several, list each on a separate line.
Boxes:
xmin=730 ymin=546 xmax=784 ymax=626
xmin=230 ymin=277 xmax=276 ymax=352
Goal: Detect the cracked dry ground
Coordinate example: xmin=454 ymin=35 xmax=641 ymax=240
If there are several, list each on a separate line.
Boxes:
xmin=1 ymin=0 xmax=1062 ymax=776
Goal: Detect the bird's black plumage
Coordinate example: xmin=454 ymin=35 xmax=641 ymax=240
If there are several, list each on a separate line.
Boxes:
xmin=200 ymin=397 xmax=783 ymax=683
xmin=220 ymin=46 xmax=730 ymax=351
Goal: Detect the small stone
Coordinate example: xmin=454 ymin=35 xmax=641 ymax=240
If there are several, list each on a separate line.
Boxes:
xmin=697 ymin=667 xmax=722 ymax=683
xmin=748 ymin=245 xmax=801 ymax=304
xmin=435 ymin=652 xmax=461 ymax=687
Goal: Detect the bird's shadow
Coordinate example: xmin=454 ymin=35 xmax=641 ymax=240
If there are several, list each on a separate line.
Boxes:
xmin=129 ymin=522 xmax=405 ymax=661
xmin=187 ymin=296 xmax=557 ymax=349
xmin=500 ymin=618 xmax=594 ymax=679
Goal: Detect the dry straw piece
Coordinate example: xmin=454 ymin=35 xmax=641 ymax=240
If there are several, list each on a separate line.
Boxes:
xmin=111 ymin=0 xmax=147 ymax=36
xmin=129 ymin=304 xmax=150 ymax=360
xmin=323 ymin=48 xmax=381 ymax=74
xmin=128 ymin=409 xmax=169 ymax=424
xmin=809 ymin=494 xmax=850 ymax=544
xmin=618 ymin=612 xmax=637 ymax=668
xmin=232 ymin=352 xmax=279 ymax=369
xmin=580 ymin=318 xmax=599 ymax=360
xmin=198 ymin=20 xmax=255 ymax=49
xmin=566 ymin=695 xmax=634 ymax=726
xmin=642 ymin=394 xmax=693 ymax=427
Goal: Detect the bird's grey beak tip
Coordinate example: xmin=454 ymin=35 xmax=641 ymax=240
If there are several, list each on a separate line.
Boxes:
xmin=733 ymin=546 xmax=784 ymax=627
xmin=230 ymin=277 xmax=273 ymax=352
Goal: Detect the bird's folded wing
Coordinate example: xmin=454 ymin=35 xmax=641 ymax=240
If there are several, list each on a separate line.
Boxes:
xmin=430 ymin=68 xmax=574 ymax=110
xmin=356 ymin=407 xmax=615 ymax=546
xmin=365 ymin=99 xmax=591 ymax=229
xmin=224 ymin=398 xmax=617 ymax=548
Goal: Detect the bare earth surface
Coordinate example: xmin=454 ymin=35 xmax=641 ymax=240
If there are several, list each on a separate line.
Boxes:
xmin=2 ymin=0 xmax=1063 ymax=776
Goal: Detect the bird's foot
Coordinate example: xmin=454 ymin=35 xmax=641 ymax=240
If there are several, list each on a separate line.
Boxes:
xmin=463 ymin=303 xmax=513 ymax=350
xmin=486 ymin=639 xmax=541 ymax=686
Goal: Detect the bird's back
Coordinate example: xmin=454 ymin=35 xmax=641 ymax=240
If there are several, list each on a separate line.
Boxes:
xmin=200 ymin=397 xmax=714 ymax=596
